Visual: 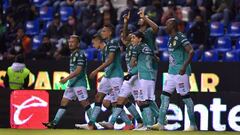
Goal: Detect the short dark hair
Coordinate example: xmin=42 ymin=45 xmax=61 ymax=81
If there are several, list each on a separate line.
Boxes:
xmin=132 ymin=31 xmax=144 ymax=40
xmin=103 ymin=24 xmax=115 ymax=35
xmin=15 ymin=54 xmax=25 ymax=63
xmin=92 ymin=34 xmax=104 ymax=42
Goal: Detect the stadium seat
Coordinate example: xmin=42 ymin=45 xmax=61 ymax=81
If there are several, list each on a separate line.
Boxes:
xmin=236 ymin=38 xmax=240 ymax=50
xmin=160 ymin=51 xmax=169 ymax=62
xmin=32 ymin=35 xmax=43 ymax=50
xmin=33 ymin=0 xmax=45 ymax=7
xmin=192 ymin=49 xmax=201 ymax=62
xmin=59 ymin=7 xmax=73 ymax=21
xmin=202 ymin=50 xmax=218 ymax=62
xmin=214 ymin=36 xmax=232 ymax=52
xmin=25 ymin=19 xmax=39 ymax=35
xmin=223 ymin=51 xmax=239 ymax=62
xmin=184 ymin=22 xmax=194 ymax=32
xmin=227 ymin=22 xmax=240 ymax=38
xmin=97 ymin=50 xmax=102 ymax=61
xmin=40 ymin=21 xmax=52 ymax=36
xmin=86 ymin=48 xmax=97 ymax=61
xmin=3 ymin=0 xmax=9 ymax=10
xmin=40 ymin=7 xmax=54 ymax=21
xmin=156 ymin=36 xmax=169 ymax=51
xmin=210 ymin=22 xmax=224 ymax=37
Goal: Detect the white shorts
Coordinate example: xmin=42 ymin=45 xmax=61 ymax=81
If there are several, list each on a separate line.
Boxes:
xmin=63 ymin=86 xmax=88 ymax=101
xmin=99 ymin=77 xmax=123 ymax=103
xmin=118 ymin=75 xmax=139 ymax=100
xmin=138 ymin=79 xmax=155 ymax=101
xmin=163 ymin=74 xmax=190 ymax=96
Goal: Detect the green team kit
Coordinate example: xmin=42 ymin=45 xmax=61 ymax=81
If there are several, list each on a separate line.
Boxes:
xmin=168 ymin=32 xmax=191 ymax=75
xmin=69 ymin=50 xmax=88 ymax=87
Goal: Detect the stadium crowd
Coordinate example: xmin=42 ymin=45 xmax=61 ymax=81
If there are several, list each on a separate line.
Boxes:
xmin=0 ymin=0 xmax=240 ymax=61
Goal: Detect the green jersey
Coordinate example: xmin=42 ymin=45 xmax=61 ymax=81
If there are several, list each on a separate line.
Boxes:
xmin=102 ymin=39 xmax=124 ymax=78
xmin=168 ymin=32 xmax=191 ymax=76
xmin=132 ymin=43 xmax=155 ymax=80
xmin=143 ymin=27 xmax=157 ymax=53
xmin=125 ymin=44 xmax=134 ymax=71
xmin=143 ymin=27 xmax=158 ymax=78
xmin=69 ymin=50 xmax=87 ymax=87
xmin=125 ymin=44 xmax=138 ymax=75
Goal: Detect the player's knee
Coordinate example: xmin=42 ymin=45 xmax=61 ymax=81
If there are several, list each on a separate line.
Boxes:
xmin=103 ymin=99 xmax=111 ymax=108
xmin=117 ymin=97 xmax=126 ymax=105
xmin=80 ymin=99 xmax=90 ymax=108
xmin=61 ymin=98 xmax=70 ymax=106
xmin=95 ymin=92 xmax=105 ymax=102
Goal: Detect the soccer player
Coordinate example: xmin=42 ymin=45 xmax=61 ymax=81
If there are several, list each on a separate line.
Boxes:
xmin=130 ymin=31 xmax=156 ymax=129
xmin=150 ymin=18 xmax=197 ymax=131
xmin=42 ymin=35 xmax=92 ymax=128
xmin=77 ymin=24 xmax=133 ymax=130
xmin=137 ymin=9 xmax=160 ymax=124
xmin=99 ymin=12 xmax=143 ymax=130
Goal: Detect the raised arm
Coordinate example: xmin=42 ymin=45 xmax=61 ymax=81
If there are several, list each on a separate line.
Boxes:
xmin=138 ymin=9 xmax=159 ymax=34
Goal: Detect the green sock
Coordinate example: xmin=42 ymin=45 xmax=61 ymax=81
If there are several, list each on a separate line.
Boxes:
xmin=143 ymin=106 xmax=154 ymax=126
xmin=126 ymin=103 xmax=142 ymax=123
xmin=119 ymin=110 xmax=132 ymax=125
xmin=183 ymin=98 xmax=196 ymax=126
xmin=110 ymin=106 xmax=123 ymax=125
xmin=159 ymin=94 xmax=170 ymax=125
xmin=86 ymin=107 xmax=92 ymax=119
xmin=149 ymin=100 xmax=159 ymax=119
xmin=53 ymin=106 xmax=66 ymax=125
xmin=140 ymin=109 xmax=148 ymax=126
xmin=89 ymin=103 xmax=101 ymax=123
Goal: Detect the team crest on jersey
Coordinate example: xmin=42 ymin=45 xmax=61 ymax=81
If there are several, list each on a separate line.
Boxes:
xmin=142 ymin=46 xmax=151 ymax=53
xmin=173 ymin=40 xmax=177 ymax=47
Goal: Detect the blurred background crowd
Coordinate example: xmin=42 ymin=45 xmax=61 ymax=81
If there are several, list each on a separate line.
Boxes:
xmin=1 ymin=0 xmax=240 ymax=62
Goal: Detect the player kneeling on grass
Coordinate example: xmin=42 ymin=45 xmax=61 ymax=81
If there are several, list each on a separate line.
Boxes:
xmin=42 ymin=35 xmax=92 ymax=128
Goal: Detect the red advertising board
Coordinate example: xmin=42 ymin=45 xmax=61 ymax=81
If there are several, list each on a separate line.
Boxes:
xmin=10 ymin=90 xmax=49 ymax=129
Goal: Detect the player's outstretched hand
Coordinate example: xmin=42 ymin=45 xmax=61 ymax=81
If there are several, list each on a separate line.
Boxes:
xmin=60 ymin=78 xmax=67 ymax=84
xmin=138 ymin=9 xmax=145 ymax=18
xmin=124 ymin=74 xmax=133 ymax=80
xmin=123 ymin=11 xmax=130 ymax=23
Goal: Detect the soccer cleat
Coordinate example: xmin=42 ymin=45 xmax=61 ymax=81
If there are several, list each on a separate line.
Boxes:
xmin=135 ymin=123 xmax=144 ymax=129
xmin=98 ymin=121 xmax=114 ymax=129
xmin=42 ymin=121 xmax=56 ymax=129
xmin=75 ymin=123 xmax=95 ymax=130
xmin=184 ymin=125 xmax=198 ymax=131
xmin=133 ymin=126 xmax=148 ymax=131
xmin=148 ymin=123 xmax=165 ymax=131
xmin=122 ymin=124 xmax=134 ymax=130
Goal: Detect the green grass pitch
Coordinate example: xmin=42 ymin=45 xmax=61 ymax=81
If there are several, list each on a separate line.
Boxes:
xmin=0 ymin=129 xmax=239 ymax=135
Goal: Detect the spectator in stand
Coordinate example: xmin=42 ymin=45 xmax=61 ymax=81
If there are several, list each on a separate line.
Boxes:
xmin=187 ymin=15 xmax=209 ymax=55
xmin=7 ymin=28 xmax=31 ymax=60
xmin=211 ymin=0 xmax=233 ymax=27
xmin=5 ymin=14 xmax=20 ymax=50
xmin=62 ymin=15 xmax=78 ymax=37
xmin=119 ymin=0 xmax=139 ymax=25
xmin=47 ymin=13 xmax=64 ymax=44
xmin=233 ymin=0 xmax=240 ymax=21
xmin=78 ymin=0 xmax=102 ymax=44
xmin=99 ymin=0 xmax=117 ymax=25
xmin=145 ymin=0 xmax=163 ymax=26
xmin=0 ymin=14 xmax=6 ymax=60
xmin=34 ymin=36 xmax=55 ymax=59
xmin=54 ymin=38 xmax=70 ymax=60
xmin=161 ymin=0 xmax=185 ymax=32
